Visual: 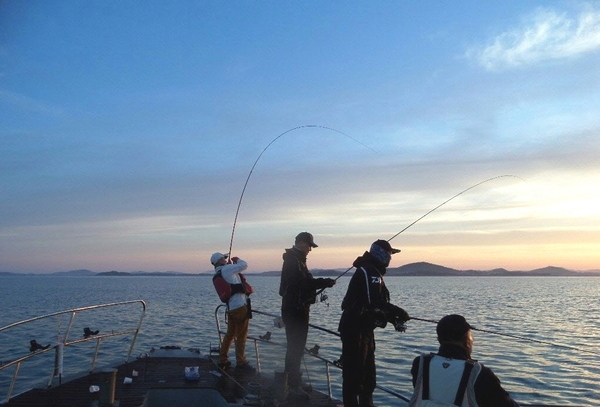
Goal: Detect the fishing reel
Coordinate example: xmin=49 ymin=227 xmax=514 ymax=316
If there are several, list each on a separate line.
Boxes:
xmin=319 ymin=292 xmax=329 ymax=306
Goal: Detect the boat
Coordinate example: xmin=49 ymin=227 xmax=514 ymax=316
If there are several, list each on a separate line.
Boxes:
xmin=0 ymin=300 xmax=351 ymax=407
xmin=0 ymin=300 xmax=573 ymax=406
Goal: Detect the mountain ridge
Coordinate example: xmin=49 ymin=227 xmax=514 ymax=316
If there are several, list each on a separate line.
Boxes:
xmin=2 ymin=263 xmax=599 ymax=276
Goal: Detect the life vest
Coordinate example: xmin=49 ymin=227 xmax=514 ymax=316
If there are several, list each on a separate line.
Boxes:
xmin=408 ymin=354 xmax=482 ymax=407
xmin=213 ymin=270 xmax=254 ymax=303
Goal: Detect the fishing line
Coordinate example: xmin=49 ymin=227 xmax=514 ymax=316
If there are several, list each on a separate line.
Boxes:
xmin=330 ymin=174 xmax=525 ymax=282
xmin=228 ymin=125 xmax=376 ymax=257
xmin=410 ymin=317 xmax=600 ymax=356
xmin=387 ymin=174 xmax=524 ymax=242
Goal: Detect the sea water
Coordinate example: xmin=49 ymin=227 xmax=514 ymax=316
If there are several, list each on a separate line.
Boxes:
xmin=0 ymin=275 xmax=598 ymax=406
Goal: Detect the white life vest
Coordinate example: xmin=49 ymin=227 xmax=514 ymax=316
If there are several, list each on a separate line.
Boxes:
xmin=408 ymin=353 xmax=482 ymax=407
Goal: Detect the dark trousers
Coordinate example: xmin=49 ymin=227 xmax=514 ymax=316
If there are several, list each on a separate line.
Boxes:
xmin=282 ymin=308 xmax=309 ymax=387
xmin=341 ymin=328 xmax=376 ymax=407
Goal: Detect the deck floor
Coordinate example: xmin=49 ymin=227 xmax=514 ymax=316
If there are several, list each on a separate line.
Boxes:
xmin=3 ymin=348 xmax=342 ymax=407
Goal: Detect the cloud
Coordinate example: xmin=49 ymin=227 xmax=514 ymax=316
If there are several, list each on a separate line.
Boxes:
xmin=467 ymin=6 xmax=600 ymax=70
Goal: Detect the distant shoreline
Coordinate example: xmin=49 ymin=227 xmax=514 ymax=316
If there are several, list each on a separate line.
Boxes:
xmin=2 ymin=262 xmax=599 ymax=277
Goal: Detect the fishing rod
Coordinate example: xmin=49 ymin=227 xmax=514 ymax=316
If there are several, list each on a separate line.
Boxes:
xmin=410 ymin=316 xmax=600 ymax=357
xmin=387 ymin=174 xmax=523 ymax=242
xmin=307 ymin=175 xmax=524 ymax=304
xmin=252 ymin=309 xmax=340 ymax=337
xmin=330 ymin=174 xmax=524 ymax=282
xmin=228 ymin=125 xmax=376 ymax=257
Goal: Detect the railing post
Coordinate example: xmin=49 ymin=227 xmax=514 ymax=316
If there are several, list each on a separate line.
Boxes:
xmin=126 ymin=302 xmax=146 ymax=363
xmin=91 ymin=337 xmax=102 ymax=373
xmin=253 ymin=339 xmax=261 ymax=374
xmin=325 ymin=361 xmax=332 ymax=399
xmin=6 ymin=361 xmax=21 ymax=402
xmin=64 ymin=311 xmax=77 ymax=344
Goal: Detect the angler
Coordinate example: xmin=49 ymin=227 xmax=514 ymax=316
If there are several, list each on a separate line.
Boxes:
xmin=338 ymin=239 xmax=410 ymax=407
xmin=210 ymin=252 xmax=255 ymax=373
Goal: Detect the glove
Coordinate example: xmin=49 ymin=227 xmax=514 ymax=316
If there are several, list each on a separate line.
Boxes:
xmin=391 ymin=306 xmax=409 ymax=332
xmin=399 ymin=308 xmax=410 ymax=322
xmin=394 ymin=320 xmax=407 ymax=333
xmin=393 ymin=306 xmax=410 ymax=322
xmin=231 ymin=257 xmax=240 ymax=264
xmin=326 ymin=278 xmax=336 ymax=288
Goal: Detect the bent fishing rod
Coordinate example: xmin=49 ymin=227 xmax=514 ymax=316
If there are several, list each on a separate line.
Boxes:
xmin=334 ymin=174 xmax=523 ymax=282
xmin=410 ymin=316 xmax=600 ymax=357
xmin=307 ymin=175 xmax=524 ymax=304
xmin=228 ymin=125 xmax=376 ymax=257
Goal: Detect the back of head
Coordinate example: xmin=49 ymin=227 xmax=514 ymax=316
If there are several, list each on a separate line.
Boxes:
xmin=436 ymin=314 xmax=473 ymax=343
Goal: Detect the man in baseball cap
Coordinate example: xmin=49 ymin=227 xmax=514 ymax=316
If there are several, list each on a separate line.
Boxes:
xmin=338 ymin=239 xmax=409 ymax=407
xmin=295 ymin=231 xmax=318 ymax=248
xmin=210 ymin=251 xmax=255 ymax=373
xmin=436 ymin=314 xmax=474 ymax=345
xmin=279 ymin=232 xmax=335 ymax=399
xmin=210 ymin=252 xmax=229 ymax=266
xmin=408 ymin=314 xmax=519 ymax=407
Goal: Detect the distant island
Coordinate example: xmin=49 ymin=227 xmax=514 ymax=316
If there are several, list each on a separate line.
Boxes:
xmin=1 ymin=262 xmax=599 ymax=277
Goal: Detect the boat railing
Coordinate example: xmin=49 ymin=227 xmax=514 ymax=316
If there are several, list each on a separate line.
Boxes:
xmin=0 ymin=300 xmax=146 ymax=404
xmin=213 ymin=305 xmax=410 ymax=403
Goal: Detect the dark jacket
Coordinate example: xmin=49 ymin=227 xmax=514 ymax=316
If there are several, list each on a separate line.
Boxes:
xmin=279 ymin=247 xmax=332 ymax=314
xmin=338 ymin=251 xmax=406 ymax=333
xmin=410 ymin=343 xmax=519 ymax=407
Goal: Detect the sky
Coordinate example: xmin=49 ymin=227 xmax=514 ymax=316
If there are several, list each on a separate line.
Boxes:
xmin=1 ymin=1 xmax=600 ymax=274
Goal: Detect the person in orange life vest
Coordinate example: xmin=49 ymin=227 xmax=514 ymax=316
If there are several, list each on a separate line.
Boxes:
xmin=211 ymin=252 xmax=255 ymax=373
xmin=408 ymin=314 xmax=520 ymax=407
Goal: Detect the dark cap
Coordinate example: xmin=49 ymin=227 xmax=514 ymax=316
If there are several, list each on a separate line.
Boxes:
xmin=295 ymin=232 xmax=318 ymax=248
xmin=371 ymin=239 xmax=400 ymax=254
xmin=436 ymin=314 xmax=474 ymax=342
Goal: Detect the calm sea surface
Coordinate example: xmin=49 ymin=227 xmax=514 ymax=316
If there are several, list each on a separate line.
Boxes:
xmin=1 ymin=275 xmax=598 ymax=406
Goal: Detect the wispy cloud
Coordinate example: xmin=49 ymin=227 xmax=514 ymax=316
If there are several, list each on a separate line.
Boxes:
xmin=467 ymin=6 xmax=600 ymax=70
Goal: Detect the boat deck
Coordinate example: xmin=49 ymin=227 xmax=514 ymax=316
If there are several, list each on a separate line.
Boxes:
xmin=3 ymin=347 xmax=343 ymax=407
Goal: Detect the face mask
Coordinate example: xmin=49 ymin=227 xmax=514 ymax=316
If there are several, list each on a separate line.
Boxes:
xmin=369 ymin=243 xmax=391 ymax=267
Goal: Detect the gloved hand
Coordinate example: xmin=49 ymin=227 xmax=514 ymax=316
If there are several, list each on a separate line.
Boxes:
xmin=231 ymin=257 xmax=240 ymax=264
xmin=394 ymin=320 xmax=407 ymax=333
xmin=390 ymin=306 xmax=409 ymax=332
xmin=392 ymin=306 xmax=410 ymax=322
xmin=398 ymin=308 xmax=410 ymax=322
xmin=325 ymin=278 xmax=336 ymax=288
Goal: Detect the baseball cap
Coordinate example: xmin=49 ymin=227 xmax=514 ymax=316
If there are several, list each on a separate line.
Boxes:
xmin=295 ymin=232 xmax=318 ymax=248
xmin=436 ymin=314 xmax=474 ymax=342
xmin=371 ymin=239 xmax=401 ymax=254
xmin=210 ymin=252 xmax=228 ymax=265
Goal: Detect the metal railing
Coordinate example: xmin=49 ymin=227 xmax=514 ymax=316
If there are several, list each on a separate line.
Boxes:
xmin=213 ymin=305 xmax=410 ymax=403
xmin=0 ymin=300 xmax=146 ymax=404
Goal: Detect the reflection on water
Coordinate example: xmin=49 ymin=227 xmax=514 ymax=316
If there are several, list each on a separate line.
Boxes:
xmin=1 ymin=275 xmax=598 ymax=406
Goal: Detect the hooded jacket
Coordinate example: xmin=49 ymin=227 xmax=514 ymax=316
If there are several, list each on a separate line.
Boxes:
xmin=338 ymin=251 xmax=406 ymax=333
xmin=279 ymin=247 xmax=332 ymax=314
